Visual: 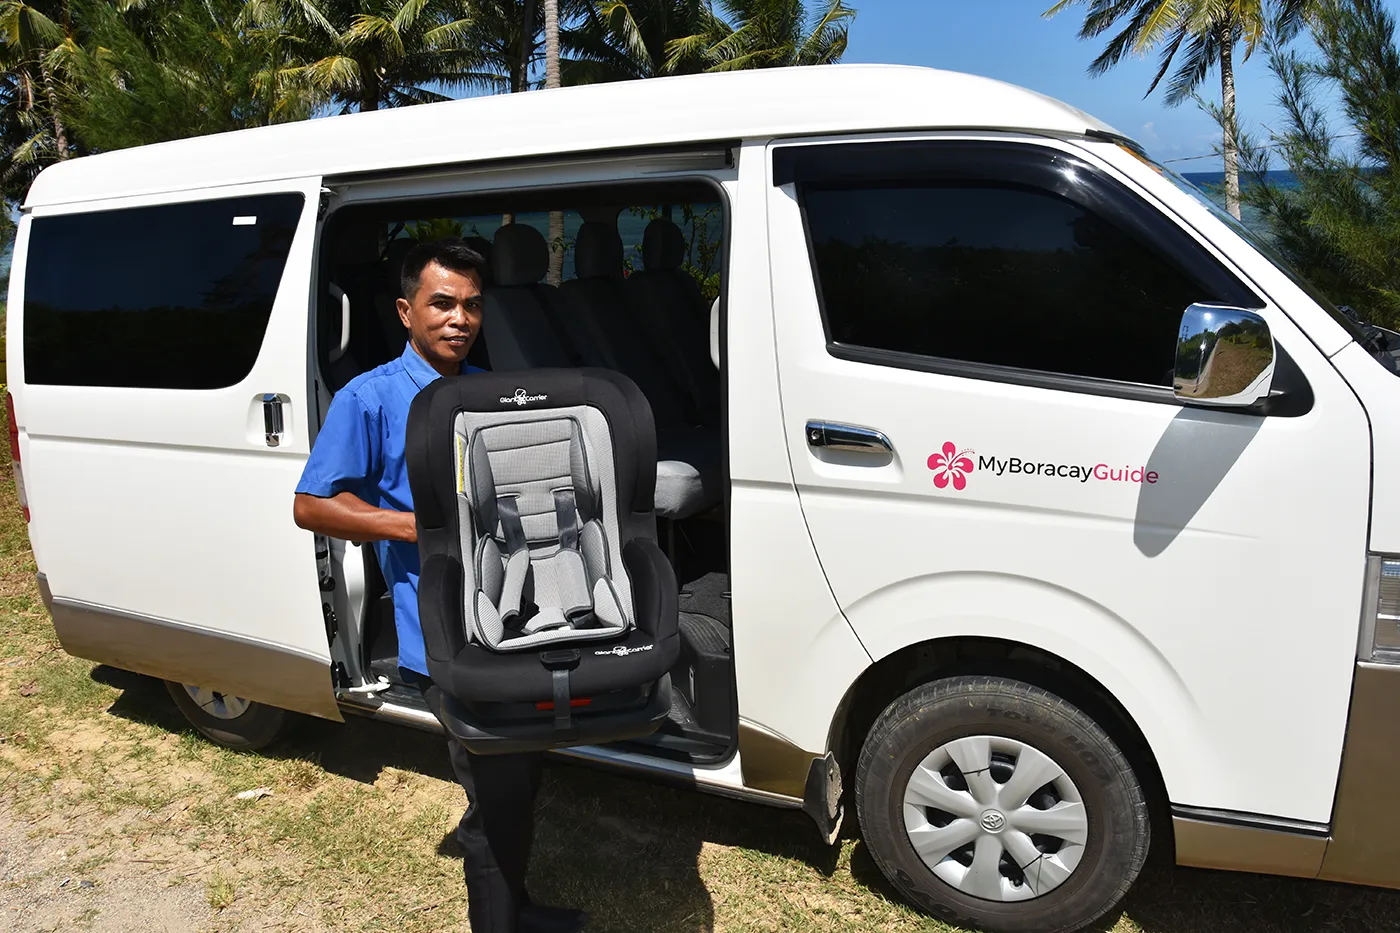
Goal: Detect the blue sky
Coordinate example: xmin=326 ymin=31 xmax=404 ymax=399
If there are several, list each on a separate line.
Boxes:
xmin=843 ymin=0 xmax=1394 ymax=172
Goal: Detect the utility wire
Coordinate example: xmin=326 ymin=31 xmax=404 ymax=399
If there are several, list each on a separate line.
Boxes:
xmin=1161 ymin=131 xmax=1361 ymax=164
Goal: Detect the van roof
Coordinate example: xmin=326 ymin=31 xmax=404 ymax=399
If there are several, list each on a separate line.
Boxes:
xmin=24 ymin=64 xmax=1122 ymax=208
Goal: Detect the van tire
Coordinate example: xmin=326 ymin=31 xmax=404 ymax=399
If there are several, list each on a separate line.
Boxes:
xmin=855 ymin=675 xmax=1149 ymax=933
xmin=164 ymin=681 xmax=292 ymax=751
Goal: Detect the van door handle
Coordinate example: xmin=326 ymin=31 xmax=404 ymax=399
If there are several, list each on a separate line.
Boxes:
xmin=806 ymin=421 xmax=892 ymax=453
xmin=263 ymin=394 xmax=285 ymax=448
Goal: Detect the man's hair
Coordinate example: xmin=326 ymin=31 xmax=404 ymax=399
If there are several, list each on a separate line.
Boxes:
xmin=400 ymin=238 xmax=488 ymax=299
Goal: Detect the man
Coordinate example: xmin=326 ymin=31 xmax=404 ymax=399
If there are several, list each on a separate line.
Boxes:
xmin=293 ymin=238 xmax=586 ymax=933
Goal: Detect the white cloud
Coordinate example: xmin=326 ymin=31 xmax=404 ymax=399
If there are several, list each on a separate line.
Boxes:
xmin=1140 ymin=121 xmax=1159 ymax=144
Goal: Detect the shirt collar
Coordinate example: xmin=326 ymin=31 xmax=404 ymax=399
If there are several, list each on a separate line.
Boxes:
xmin=400 ymin=342 xmax=468 ymax=391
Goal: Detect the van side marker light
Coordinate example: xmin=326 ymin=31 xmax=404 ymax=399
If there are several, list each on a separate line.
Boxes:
xmin=232 ymin=216 xmax=257 ymax=226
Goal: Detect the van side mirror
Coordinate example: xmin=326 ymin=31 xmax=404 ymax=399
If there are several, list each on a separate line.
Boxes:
xmin=1173 ymin=303 xmax=1275 ymax=408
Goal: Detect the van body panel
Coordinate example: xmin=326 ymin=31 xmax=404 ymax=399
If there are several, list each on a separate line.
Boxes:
xmin=726 ymin=140 xmax=872 ymax=757
xmin=23 ymin=66 xmax=1118 ymax=210
xmin=48 ymin=595 xmax=340 ymax=720
xmin=1318 ymin=662 xmax=1400 ymax=885
xmin=11 ymin=178 xmax=335 ymax=713
xmin=1330 ymin=342 xmax=1400 ymax=553
xmin=1172 ymin=814 xmax=1327 ymax=880
xmin=766 ymin=134 xmax=1370 ymax=823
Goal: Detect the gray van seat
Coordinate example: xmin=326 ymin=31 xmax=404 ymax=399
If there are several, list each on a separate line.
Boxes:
xmin=481 ymin=224 xmax=574 ymax=370
xmin=624 ymin=219 xmax=720 ymax=421
xmin=360 ymin=237 xmax=415 ymax=368
xmin=560 ymin=222 xmax=721 ymax=521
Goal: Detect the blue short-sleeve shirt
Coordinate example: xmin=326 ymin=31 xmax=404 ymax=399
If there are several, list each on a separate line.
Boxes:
xmin=296 ymin=344 xmax=483 ymax=676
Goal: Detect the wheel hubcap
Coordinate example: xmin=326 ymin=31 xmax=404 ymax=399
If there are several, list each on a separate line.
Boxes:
xmin=183 ymin=684 xmax=251 ymax=720
xmin=902 ymin=735 xmax=1088 ymax=902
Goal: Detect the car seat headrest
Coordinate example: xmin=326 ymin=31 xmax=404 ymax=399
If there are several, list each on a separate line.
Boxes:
xmin=493 ymin=223 xmax=549 ymax=287
xmin=574 ymin=222 xmax=623 ymax=280
xmin=642 ymin=219 xmax=686 ymax=272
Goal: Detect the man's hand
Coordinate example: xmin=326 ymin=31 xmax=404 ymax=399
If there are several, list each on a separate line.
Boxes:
xmin=293 ymin=492 xmax=417 ymax=544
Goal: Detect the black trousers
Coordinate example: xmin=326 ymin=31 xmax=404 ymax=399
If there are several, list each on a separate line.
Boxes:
xmin=406 ymin=670 xmax=545 ymax=933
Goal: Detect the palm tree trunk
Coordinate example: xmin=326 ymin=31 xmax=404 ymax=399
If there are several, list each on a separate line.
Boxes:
xmin=40 ymin=63 xmax=68 ymax=160
xmin=517 ymin=0 xmax=537 ymax=92
xmin=1219 ymin=22 xmax=1241 ymax=220
xmin=544 ymin=0 xmax=564 ymax=285
xmin=544 ymin=0 xmax=560 ymax=89
xmin=359 ymin=56 xmax=380 ymax=112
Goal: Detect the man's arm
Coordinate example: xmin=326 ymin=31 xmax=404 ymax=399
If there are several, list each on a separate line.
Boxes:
xmin=293 ymin=390 xmax=414 ymax=544
xmin=293 ymin=491 xmax=416 ymax=543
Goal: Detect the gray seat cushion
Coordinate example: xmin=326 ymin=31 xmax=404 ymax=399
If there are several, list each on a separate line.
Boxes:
xmin=655 ymin=426 xmax=722 ymax=520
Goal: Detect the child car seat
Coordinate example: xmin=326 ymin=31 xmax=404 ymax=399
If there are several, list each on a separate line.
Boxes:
xmin=407 ymin=367 xmax=680 ymax=753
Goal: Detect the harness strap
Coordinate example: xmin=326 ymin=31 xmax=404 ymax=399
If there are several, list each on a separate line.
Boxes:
xmin=551 ymin=669 xmax=572 ymax=732
xmin=553 ymin=487 xmax=580 ymax=552
xmin=498 ymin=494 xmax=527 ymax=554
xmin=496 ymin=495 xmax=538 ymax=630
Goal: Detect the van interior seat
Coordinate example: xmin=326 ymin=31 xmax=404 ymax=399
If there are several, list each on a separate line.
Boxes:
xmin=481 ymin=223 xmax=575 ymax=370
xmin=561 ymin=222 xmax=722 ymax=521
xmin=624 ymin=219 xmax=721 ymax=421
xmin=371 ymin=239 xmax=415 ymax=363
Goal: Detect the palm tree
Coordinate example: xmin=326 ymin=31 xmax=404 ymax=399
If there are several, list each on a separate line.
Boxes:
xmin=0 ymin=0 xmax=77 ymax=162
xmin=563 ymin=0 xmax=708 ymax=83
xmin=62 ymin=0 xmax=317 ymax=152
xmin=666 ymin=0 xmax=855 ymax=73
xmin=543 ymin=0 xmax=565 ymax=283
xmin=241 ymin=0 xmax=482 ymax=112
xmin=1045 ymin=0 xmax=1316 ymax=220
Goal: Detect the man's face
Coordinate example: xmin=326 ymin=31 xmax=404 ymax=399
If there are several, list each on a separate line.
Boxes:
xmin=396 ymin=261 xmax=484 ymax=371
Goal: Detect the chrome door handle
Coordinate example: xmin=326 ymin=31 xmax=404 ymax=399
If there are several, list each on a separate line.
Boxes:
xmin=263 ymin=394 xmax=285 ymax=448
xmin=806 ymin=421 xmax=892 ymax=453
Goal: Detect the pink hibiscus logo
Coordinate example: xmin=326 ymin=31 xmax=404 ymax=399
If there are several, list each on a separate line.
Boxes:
xmin=928 ymin=442 xmax=975 ymax=490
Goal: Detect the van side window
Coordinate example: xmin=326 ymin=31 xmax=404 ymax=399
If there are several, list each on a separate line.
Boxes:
xmin=24 ymin=193 xmax=304 ymax=389
xmin=782 ymin=142 xmax=1259 ymax=389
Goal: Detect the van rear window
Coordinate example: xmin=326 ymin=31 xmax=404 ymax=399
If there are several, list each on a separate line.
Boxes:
xmin=23 ymin=193 xmax=304 ymax=389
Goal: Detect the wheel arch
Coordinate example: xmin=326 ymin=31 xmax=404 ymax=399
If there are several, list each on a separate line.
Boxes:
xmin=827 ymin=635 xmax=1173 ymax=851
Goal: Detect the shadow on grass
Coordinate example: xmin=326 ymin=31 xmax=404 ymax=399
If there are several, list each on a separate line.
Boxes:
xmin=93 ymin=665 xmax=824 ymax=932
xmin=92 ymin=664 xmax=1400 ymax=933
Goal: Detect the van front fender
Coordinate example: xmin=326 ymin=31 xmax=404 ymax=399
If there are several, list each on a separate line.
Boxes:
xmin=843 ymin=570 xmax=1208 ymax=809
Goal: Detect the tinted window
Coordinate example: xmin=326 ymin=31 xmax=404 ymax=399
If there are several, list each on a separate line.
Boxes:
xmin=802 ymin=180 xmax=1240 ymax=387
xmin=24 ymin=193 xmax=304 ymax=388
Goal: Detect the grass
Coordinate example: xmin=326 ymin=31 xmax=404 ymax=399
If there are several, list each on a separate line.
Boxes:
xmin=5 ymin=394 xmax=1400 ymax=931
xmin=206 ymin=872 xmax=237 ymax=911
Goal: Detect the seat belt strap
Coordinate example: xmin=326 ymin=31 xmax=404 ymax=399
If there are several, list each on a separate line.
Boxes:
xmin=498 ymin=494 xmax=526 ymax=554
xmin=551 ymin=669 xmax=572 ymax=732
xmin=553 ymin=488 xmax=580 ymax=553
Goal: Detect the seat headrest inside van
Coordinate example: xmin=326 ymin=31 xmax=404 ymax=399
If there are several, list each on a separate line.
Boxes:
xmin=642 ymin=219 xmax=686 ymax=271
xmin=493 ymin=223 xmax=549 ymax=286
xmin=574 ymin=222 xmax=623 ymax=280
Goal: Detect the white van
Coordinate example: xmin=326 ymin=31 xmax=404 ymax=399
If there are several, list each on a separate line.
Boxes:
xmin=10 ymin=64 xmax=1400 ymax=932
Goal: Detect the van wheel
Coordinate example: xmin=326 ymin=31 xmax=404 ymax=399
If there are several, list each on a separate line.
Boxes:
xmin=164 ymin=681 xmax=291 ymax=751
xmin=855 ymin=675 xmax=1149 ymax=933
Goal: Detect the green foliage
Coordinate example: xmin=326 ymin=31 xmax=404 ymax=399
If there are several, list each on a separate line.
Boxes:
xmin=563 ymin=0 xmax=708 ymax=82
xmin=239 ymin=0 xmax=487 ymax=111
xmin=665 ymin=0 xmax=854 ymax=73
xmin=623 ymin=202 xmax=722 ymax=300
xmin=1042 ymin=1 xmax=1313 ymax=104
xmin=406 ymin=217 xmax=465 ymax=239
xmin=63 ymin=0 xmax=316 ymax=153
xmin=1241 ymin=0 xmax=1400 ymax=328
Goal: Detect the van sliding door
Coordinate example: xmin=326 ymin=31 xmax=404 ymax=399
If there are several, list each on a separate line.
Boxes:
xmin=10 ymin=178 xmax=339 ymax=720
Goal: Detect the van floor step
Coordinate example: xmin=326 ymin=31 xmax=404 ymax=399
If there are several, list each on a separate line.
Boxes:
xmin=679 ymin=612 xmax=730 ymax=653
xmin=679 ymin=572 xmax=730 ymax=628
